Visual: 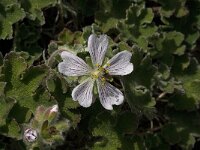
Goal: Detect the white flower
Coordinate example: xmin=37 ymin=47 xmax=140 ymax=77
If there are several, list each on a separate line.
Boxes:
xmin=24 ymin=128 xmax=37 ymax=142
xmin=58 ymin=34 xmax=133 ymax=110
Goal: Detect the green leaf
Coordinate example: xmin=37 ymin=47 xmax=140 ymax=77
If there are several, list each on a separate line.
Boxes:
xmin=1 ymin=52 xmax=55 ymax=123
xmin=0 ymin=119 xmax=21 ymax=139
xmin=0 ymin=1 xmax=25 ymax=39
xmin=145 ymin=133 xmax=170 ymax=150
xmin=0 ymin=97 xmax=16 ymax=127
xmin=95 ymin=0 xmax=131 ymax=32
xmin=122 ymin=136 xmax=146 ymax=150
xmin=116 ymin=111 xmax=138 ymax=134
xmin=49 ymin=74 xmax=80 ymax=128
xmin=58 ymin=29 xmax=84 ymax=45
xmin=89 ymin=112 xmax=121 ymax=150
xmin=161 ymin=123 xmax=182 ymax=144
xmin=164 ymin=0 xmax=200 ymax=48
xmin=15 ymin=23 xmax=43 ymax=61
xmin=122 ymin=50 xmax=157 ymax=118
xmin=126 ymin=4 xmax=154 ymax=25
xmin=171 ymin=58 xmax=200 ymax=110
xmin=0 ymin=82 xmax=6 ymax=96
xmin=117 ymin=3 xmax=157 ymax=49
xmin=0 ymin=52 xmax=3 ymax=66
xmin=153 ymin=0 xmax=188 ymax=18
xmin=149 ymin=31 xmax=185 ymax=59
xmin=162 ymin=109 xmax=200 ymax=149
xmin=20 ymin=0 xmax=57 ymax=25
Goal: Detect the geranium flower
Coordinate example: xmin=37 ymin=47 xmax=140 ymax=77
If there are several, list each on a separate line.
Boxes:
xmin=58 ymin=34 xmax=133 ymax=110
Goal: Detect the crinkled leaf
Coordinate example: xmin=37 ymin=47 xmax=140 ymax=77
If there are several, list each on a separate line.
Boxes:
xmin=2 ymin=52 xmax=55 ymax=123
xmin=171 ymin=58 xmax=200 ymax=110
xmin=149 ymin=31 xmax=185 ymax=58
xmin=118 ymin=3 xmax=157 ymax=49
xmin=122 ymin=50 xmax=157 ymax=118
xmin=0 ymin=97 xmax=16 ymax=127
xmin=49 ymin=74 xmax=80 ymax=128
xmin=89 ymin=112 xmax=121 ymax=150
xmin=0 ymin=1 xmax=25 ymax=39
xmin=20 ymin=0 xmax=57 ymax=25
xmin=0 ymin=119 xmax=21 ymax=139
xmin=58 ymin=29 xmax=84 ymax=45
xmin=153 ymin=0 xmax=188 ymax=18
xmin=95 ymin=0 xmax=131 ymax=32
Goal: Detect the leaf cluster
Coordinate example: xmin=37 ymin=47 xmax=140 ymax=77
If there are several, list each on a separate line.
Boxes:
xmin=0 ymin=0 xmax=200 ymax=149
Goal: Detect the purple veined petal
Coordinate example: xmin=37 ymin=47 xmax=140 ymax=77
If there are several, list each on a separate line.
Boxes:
xmin=97 ymin=79 xmax=124 ymax=110
xmin=72 ymin=78 xmax=95 ymax=108
xmin=58 ymin=51 xmax=91 ymax=76
xmin=88 ymin=34 xmax=108 ymax=66
xmin=104 ymin=50 xmax=134 ymax=76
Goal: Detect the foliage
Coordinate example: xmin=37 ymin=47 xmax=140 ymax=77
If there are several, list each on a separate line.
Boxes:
xmin=0 ymin=0 xmax=200 ymax=149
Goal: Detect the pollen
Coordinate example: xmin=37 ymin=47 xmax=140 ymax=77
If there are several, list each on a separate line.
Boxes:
xmin=91 ymin=65 xmax=106 ymax=79
xmin=101 ymin=77 xmax=105 ymax=81
xmin=106 ymin=63 xmax=111 ymax=67
xmin=103 ymin=68 xmax=109 ymax=74
xmin=91 ymin=70 xmax=100 ymax=79
xmin=96 ymin=64 xmax=100 ymax=68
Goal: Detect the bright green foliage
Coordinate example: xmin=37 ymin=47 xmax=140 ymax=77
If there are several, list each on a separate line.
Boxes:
xmin=0 ymin=0 xmax=25 ymax=39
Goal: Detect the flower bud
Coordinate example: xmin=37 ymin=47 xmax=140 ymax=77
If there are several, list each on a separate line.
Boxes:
xmin=48 ymin=104 xmax=59 ymax=121
xmin=24 ymin=128 xmax=37 ymax=142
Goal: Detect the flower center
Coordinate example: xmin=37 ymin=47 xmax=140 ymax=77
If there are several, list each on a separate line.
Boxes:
xmin=91 ymin=64 xmax=106 ymax=80
xmin=91 ymin=69 xmax=103 ymax=79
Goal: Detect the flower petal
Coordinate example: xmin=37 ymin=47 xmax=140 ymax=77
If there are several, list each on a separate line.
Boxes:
xmin=104 ymin=50 xmax=133 ymax=75
xmin=97 ymin=79 xmax=124 ymax=110
xmin=58 ymin=51 xmax=91 ymax=76
xmin=88 ymin=34 xmax=108 ymax=66
xmin=72 ymin=78 xmax=94 ymax=108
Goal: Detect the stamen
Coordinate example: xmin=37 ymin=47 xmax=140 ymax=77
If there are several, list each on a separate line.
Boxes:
xmin=106 ymin=63 xmax=111 ymax=67
xmin=101 ymin=77 xmax=105 ymax=81
xmin=103 ymin=68 xmax=109 ymax=74
xmin=100 ymin=77 xmax=106 ymax=85
xmin=96 ymin=64 xmax=100 ymax=68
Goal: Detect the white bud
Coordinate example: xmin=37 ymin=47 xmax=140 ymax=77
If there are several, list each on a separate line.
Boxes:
xmin=24 ymin=128 xmax=37 ymax=142
xmin=50 ymin=105 xmax=58 ymax=113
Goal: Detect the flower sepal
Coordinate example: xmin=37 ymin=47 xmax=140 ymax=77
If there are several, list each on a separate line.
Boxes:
xmin=23 ymin=105 xmax=70 ymax=149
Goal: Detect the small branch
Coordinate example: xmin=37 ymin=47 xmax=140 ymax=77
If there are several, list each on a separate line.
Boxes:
xmin=46 ymin=49 xmax=65 ymax=67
